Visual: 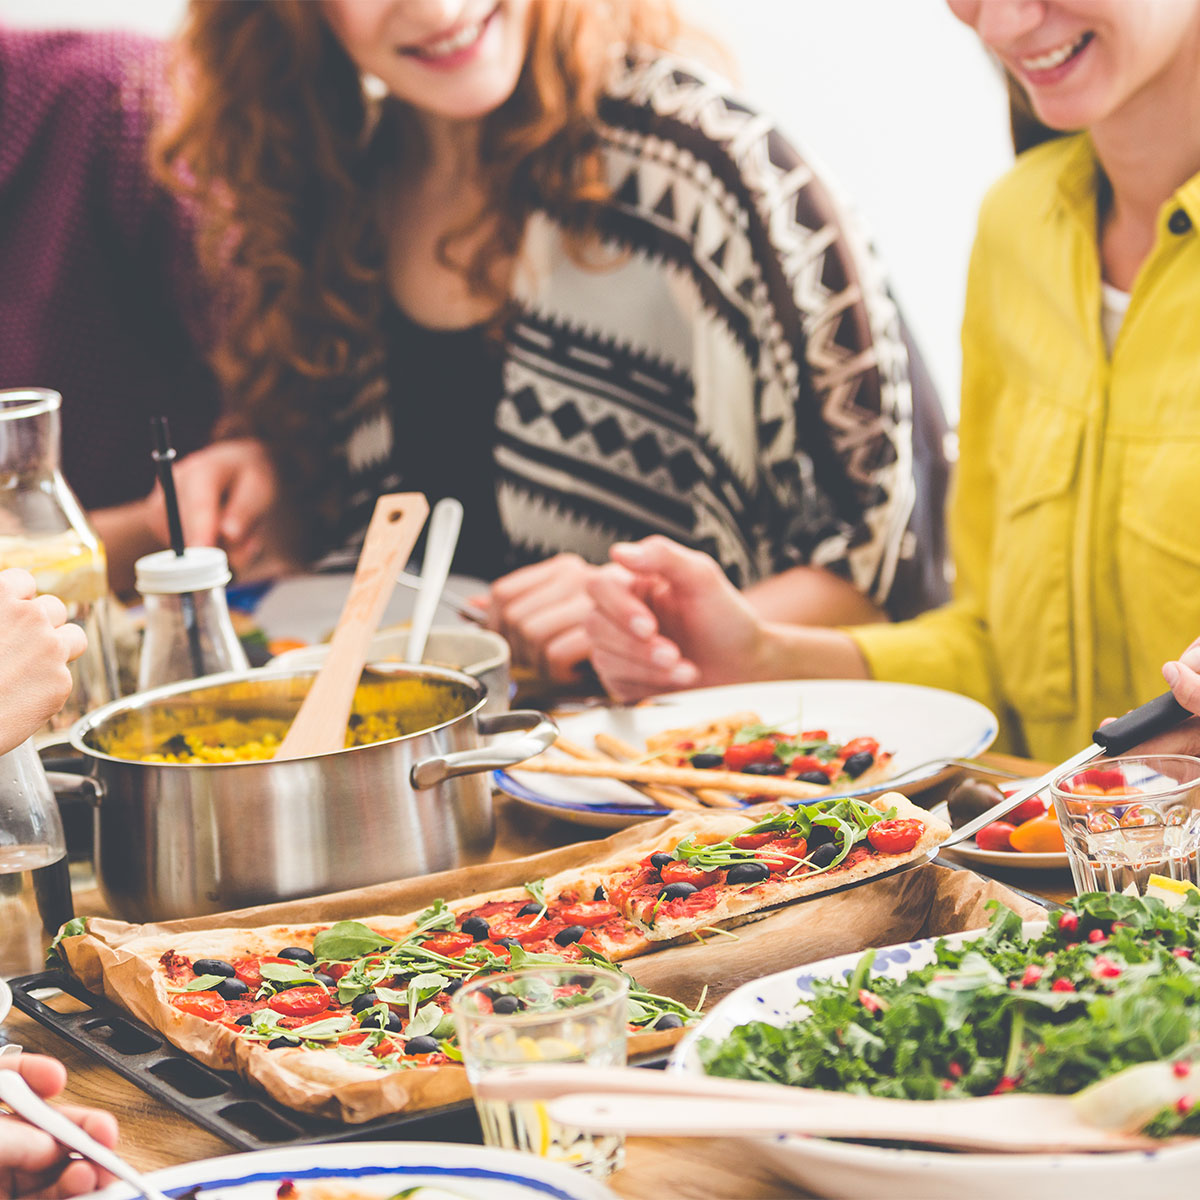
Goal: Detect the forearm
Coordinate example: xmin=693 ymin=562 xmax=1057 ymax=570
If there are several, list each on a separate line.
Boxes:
xmin=744 ymin=620 xmax=872 ymax=682
xmin=744 ymin=565 xmax=887 ymax=627
xmin=90 ymin=500 xmax=161 ymax=598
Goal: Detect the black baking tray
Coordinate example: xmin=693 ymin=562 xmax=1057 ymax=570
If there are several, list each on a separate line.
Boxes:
xmin=8 ymin=969 xmax=482 ymax=1151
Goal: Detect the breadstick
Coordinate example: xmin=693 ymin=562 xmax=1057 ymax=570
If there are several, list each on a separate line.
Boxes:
xmin=517 ymin=753 xmax=830 ymax=799
xmin=594 ymin=733 xmax=741 ymax=810
xmin=552 ymin=738 xmax=704 ymax=812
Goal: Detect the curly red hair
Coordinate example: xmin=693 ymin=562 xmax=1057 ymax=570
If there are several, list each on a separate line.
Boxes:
xmin=156 ymin=0 xmax=686 ymax=485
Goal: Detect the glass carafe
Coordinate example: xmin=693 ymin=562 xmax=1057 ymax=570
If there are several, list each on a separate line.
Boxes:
xmin=0 ymin=389 xmax=118 ymax=736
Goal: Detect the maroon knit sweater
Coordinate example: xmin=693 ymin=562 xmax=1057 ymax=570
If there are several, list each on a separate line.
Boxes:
xmin=0 ymin=27 xmax=220 ymax=509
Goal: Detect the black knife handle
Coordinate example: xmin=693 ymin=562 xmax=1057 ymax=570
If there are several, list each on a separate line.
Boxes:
xmin=1091 ymin=691 xmax=1191 ymax=756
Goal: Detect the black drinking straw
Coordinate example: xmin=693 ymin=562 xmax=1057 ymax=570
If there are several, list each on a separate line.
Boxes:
xmin=150 ymin=416 xmax=205 ymax=678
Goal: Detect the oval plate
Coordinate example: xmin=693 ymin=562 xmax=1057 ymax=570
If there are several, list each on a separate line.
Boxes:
xmin=669 ymin=924 xmax=1200 ymax=1200
xmin=90 ymin=1140 xmax=618 ymax=1200
xmin=931 ymin=800 xmax=1070 ymax=871
xmin=496 ymin=679 xmax=998 ymax=829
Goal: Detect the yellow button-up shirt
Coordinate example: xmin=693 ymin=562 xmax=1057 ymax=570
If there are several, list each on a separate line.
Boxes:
xmin=852 ymin=134 xmax=1200 ymax=760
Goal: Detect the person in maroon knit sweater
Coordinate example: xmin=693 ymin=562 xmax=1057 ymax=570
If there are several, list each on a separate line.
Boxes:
xmin=0 ymin=27 xmax=225 ymax=591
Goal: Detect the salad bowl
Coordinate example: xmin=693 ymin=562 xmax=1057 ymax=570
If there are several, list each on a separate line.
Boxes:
xmin=670 ymin=920 xmax=1200 ymax=1200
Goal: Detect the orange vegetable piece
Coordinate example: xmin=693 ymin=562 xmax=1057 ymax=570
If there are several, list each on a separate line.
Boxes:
xmin=1010 ymin=813 xmax=1066 ymax=854
xmin=1068 ymin=783 xmax=1108 ymax=796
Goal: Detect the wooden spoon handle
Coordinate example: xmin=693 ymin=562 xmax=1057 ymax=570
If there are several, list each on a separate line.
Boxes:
xmin=277 ymin=493 xmax=428 ymax=759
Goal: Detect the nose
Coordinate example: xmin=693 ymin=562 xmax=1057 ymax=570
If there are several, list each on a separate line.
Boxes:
xmin=970 ymin=1 xmax=1047 ymax=46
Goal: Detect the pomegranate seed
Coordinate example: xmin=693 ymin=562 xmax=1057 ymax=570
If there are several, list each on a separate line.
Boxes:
xmin=1020 ymin=965 xmax=1044 ymax=986
xmin=948 ymin=1062 xmax=964 ymax=1079
xmin=1087 ymin=929 xmax=1107 ymax=944
xmin=1176 ymin=1096 xmax=1194 ymax=1116
xmin=941 ymin=1079 xmax=954 ymax=1091
xmin=992 ymin=1076 xmax=1017 ymax=1095
xmin=1174 ymin=1061 xmax=1192 ymax=1079
xmin=1058 ymin=911 xmax=1080 ymax=933
xmin=1065 ymin=942 xmax=1080 ymax=950
xmin=858 ymin=989 xmax=881 ymax=1014
xmin=1051 ymin=979 xmax=1076 ymax=992
xmin=1173 ymin=947 xmax=1193 ymax=959
xmin=1091 ymin=956 xmax=1121 ymax=979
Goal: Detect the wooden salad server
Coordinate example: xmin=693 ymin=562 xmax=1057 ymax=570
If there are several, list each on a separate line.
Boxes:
xmin=275 ymin=493 xmax=428 ymax=760
xmin=478 ymin=1063 xmax=1193 ymax=1154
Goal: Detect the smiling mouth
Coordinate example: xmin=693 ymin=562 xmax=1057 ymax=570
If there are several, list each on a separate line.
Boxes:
xmin=1019 ymin=31 xmax=1094 ymax=74
xmin=399 ymin=5 xmax=500 ymax=63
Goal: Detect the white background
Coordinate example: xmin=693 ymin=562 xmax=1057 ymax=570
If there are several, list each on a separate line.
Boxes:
xmin=0 ymin=0 xmax=1013 ymax=414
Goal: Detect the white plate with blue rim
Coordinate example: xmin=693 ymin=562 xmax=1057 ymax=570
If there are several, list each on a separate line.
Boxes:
xmin=496 ymin=679 xmax=998 ymax=829
xmin=668 ymin=924 xmax=1200 ymax=1200
xmin=89 ymin=1141 xmax=618 ymax=1200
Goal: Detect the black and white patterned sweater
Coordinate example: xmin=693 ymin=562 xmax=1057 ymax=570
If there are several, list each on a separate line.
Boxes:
xmin=321 ymin=52 xmax=948 ymax=616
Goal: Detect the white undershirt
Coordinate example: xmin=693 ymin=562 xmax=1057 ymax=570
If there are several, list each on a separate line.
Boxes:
xmin=1101 ymin=282 xmax=1131 ymax=356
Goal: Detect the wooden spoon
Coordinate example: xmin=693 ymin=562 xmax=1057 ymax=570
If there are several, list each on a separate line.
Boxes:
xmin=475 ymin=1064 xmax=1181 ymax=1154
xmin=275 ymin=493 xmax=428 ymax=759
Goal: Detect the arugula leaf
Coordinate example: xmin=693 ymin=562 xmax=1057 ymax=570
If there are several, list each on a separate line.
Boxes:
xmin=312 ymin=920 xmax=395 ymax=961
xmin=404 ymin=1001 xmax=445 ymax=1039
xmin=260 ymin=961 xmax=321 ymax=987
xmin=46 ymin=916 xmax=87 ymax=967
xmin=409 ymin=900 xmax=456 ymax=938
xmin=524 ymin=878 xmax=549 ymax=921
xmin=182 ymin=974 xmax=228 ymax=992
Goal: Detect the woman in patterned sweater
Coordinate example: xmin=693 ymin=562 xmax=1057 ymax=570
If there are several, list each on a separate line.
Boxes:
xmin=124 ymin=0 xmax=947 ymax=679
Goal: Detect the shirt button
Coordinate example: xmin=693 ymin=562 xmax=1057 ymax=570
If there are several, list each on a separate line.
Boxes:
xmin=1168 ymin=208 xmax=1192 ymax=235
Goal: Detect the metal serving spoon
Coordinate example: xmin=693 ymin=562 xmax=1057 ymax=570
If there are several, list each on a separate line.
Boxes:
xmin=406 ymin=497 xmax=464 ymax=664
xmin=0 ymin=1054 xmax=170 ymax=1200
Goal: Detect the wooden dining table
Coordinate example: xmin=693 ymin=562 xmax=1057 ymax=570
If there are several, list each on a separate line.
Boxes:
xmin=2 ymin=751 xmax=1068 ymax=1200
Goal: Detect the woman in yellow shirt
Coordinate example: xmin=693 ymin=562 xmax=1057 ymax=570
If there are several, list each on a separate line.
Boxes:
xmin=584 ymin=0 xmax=1200 ymax=762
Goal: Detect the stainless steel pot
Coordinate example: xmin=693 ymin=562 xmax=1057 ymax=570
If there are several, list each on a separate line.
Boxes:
xmin=63 ymin=664 xmax=556 ymax=922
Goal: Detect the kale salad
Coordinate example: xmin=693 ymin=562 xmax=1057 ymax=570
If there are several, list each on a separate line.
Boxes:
xmin=699 ymin=892 xmax=1200 ymax=1137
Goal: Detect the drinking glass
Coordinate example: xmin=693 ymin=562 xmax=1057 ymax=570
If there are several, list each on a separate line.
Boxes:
xmin=1050 ymin=755 xmax=1200 ymax=896
xmin=452 ymin=965 xmax=629 ymax=1178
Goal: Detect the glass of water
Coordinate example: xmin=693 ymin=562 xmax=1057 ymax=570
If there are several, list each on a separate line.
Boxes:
xmin=451 ymin=965 xmax=629 ymax=1178
xmin=1050 ymin=755 xmax=1200 ymax=896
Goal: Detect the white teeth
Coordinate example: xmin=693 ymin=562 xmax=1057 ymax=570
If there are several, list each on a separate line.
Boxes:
xmin=419 ymin=19 xmax=484 ymax=59
xmin=1020 ymin=34 xmax=1087 ymax=72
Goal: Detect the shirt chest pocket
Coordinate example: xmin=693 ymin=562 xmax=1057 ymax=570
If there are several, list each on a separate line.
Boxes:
xmin=985 ymin=396 xmax=1084 ymax=722
xmin=1117 ymin=437 xmax=1200 ymax=678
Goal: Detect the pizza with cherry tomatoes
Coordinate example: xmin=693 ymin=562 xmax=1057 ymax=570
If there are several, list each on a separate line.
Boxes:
xmin=558 ymin=791 xmax=949 ymax=941
xmin=644 ymin=712 xmax=895 ymax=794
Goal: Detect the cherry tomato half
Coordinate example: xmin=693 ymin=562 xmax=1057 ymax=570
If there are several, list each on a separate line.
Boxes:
xmin=171 ymin=992 xmax=227 ymax=1021
xmin=974 ymin=822 xmax=1016 ymax=853
xmin=267 ymin=986 xmax=329 ymax=1018
xmin=659 ymin=862 xmax=720 ymax=888
xmin=840 ymin=737 xmax=880 ymax=759
xmin=759 ymin=836 xmax=808 ymax=873
xmin=556 ymin=901 xmax=620 ymax=927
xmin=1006 ymin=796 xmax=1047 ymax=826
xmin=723 ymin=740 xmax=781 ymax=772
xmin=787 ymin=755 xmax=836 ymax=778
xmin=733 ymin=829 xmax=779 ymax=850
xmin=867 ymin=818 xmax=925 ymax=854
xmin=420 ymin=932 xmax=477 ymax=957
xmin=487 ymin=916 xmax=549 ymax=945
xmin=232 ymin=955 xmax=293 ymax=988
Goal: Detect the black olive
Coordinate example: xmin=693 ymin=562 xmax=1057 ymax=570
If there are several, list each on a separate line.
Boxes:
xmin=650 ymin=852 xmax=673 ymax=871
xmin=350 ymin=992 xmax=380 ymax=1013
xmin=491 ymin=993 xmax=523 ymax=1014
xmin=726 ymin=861 xmax=770 ymax=885
xmin=842 ymin=751 xmax=875 ymax=779
xmin=660 ymin=882 xmax=698 ymax=900
xmin=461 ymin=916 xmax=490 ymax=941
xmin=313 ymin=972 xmax=336 ymax=988
xmin=193 ymin=958 xmax=237 ymax=979
xmin=234 ymin=1013 xmax=255 ymax=1026
xmin=480 ymin=987 xmax=500 ymax=1000
xmin=743 ymin=761 xmax=787 ymax=776
xmin=653 ymin=1013 xmax=684 ymax=1030
xmin=214 ymin=977 xmax=250 ymax=1001
xmin=348 ymin=712 xmax=363 ymax=728
xmin=444 ymin=977 xmax=464 ymax=995
xmin=359 ymin=1009 xmax=402 ymax=1032
xmin=795 ymin=770 xmax=831 ymax=786
xmin=806 ymin=823 xmax=835 ymax=846
xmin=268 ymin=1035 xmax=300 ymax=1049
xmin=593 ymin=885 xmax=606 ymax=901
xmin=404 ymin=1035 xmax=440 ymax=1055
xmin=493 ymin=936 xmax=519 ymax=948
xmin=276 ymin=947 xmax=316 ymax=964
xmin=690 ymin=753 xmax=724 ymax=769
xmin=570 ymin=974 xmax=596 ymax=989
xmin=809 ymin=842 xmax=839 ymax=868
xmin=554 ymin=924 xmax=586 ymax=946
xmin=161 ymin=733 xmax=191 ymax=755
xmin=517 ymin=902 xmax=541 ymax=917
xmin=946 ymin=777 xmax=1006 ymax=830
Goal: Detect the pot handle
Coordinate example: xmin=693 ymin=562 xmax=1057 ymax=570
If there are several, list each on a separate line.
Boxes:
xmin=410 ymin=710 xmax=558 ymax=789
xmin=43 ymin=772 xmax=104 ymax=806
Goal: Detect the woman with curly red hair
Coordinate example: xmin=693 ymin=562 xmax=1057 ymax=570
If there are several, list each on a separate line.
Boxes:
xmin=104 ymin=0 xmax=948 ymax=680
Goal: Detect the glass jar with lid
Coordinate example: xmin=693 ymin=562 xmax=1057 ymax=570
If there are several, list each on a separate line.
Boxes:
xmin=0 ymin=389 xmax=118 ymax=735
